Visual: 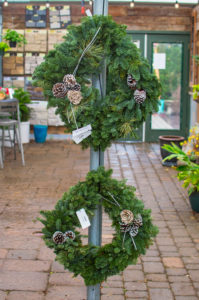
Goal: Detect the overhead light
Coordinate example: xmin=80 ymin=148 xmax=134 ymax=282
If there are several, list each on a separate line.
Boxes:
xmin=4 ymin=0 xmax=8 ymax=7
xmin=130 ymin=1 xmax=135 ymax=8
xmin=46 ymin=1 xmax=50 ymax=8
xmin=175 ymin=1 xmax=179 ymax=8
xmin=89 ymin=0 xmax=92 ymax=5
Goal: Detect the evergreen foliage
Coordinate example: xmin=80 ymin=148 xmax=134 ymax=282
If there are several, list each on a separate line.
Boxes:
xmin=39 ymin=167 xmax=158 ymax=286
xmin=33 ymin=16 xmax=161 ymax=150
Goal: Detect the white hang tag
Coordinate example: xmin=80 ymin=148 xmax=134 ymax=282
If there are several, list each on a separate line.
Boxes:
xmin=72 ymin=130 xmax=91 ymax=144
xmin=86 ymin=9 xmax=92 ymax=17
xmin=76 ymin=208 xmax=91 ymax=229
xmin=72 ymin=124 xmax=92 ymax=137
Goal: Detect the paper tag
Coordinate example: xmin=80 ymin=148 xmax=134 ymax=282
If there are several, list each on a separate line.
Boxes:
xmin=72 ymin=130 xmax=91 ymax=144
xmin=76 ymin=208 xmax=90 ymax=229
xmin=72 ymin=124 xmax=92 ymax=144
xmin=72 ymin=124 xmax=92 ymax=137
xmin=86 ymin=9 xmax=92 ymax=17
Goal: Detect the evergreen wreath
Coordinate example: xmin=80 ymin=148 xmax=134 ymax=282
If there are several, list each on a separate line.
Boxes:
xmin=33 ymin=15 xmax=161 ymax=151
xmin=39 ymin=167 xmax=158 ymax=285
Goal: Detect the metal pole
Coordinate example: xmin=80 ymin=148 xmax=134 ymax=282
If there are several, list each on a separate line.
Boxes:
xmin=87 ymin=1 xmax=108 ymax=299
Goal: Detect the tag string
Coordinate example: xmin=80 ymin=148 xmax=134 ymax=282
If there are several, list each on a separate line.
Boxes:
xmin=73 ymin=26 xmax=101 ymax=77
xmin=70 ymin=103 xmax=78 ymax=129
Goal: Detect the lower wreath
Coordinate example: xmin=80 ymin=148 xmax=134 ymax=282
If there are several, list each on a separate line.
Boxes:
xmin=39 ymin=167 xmax=158 ymax=286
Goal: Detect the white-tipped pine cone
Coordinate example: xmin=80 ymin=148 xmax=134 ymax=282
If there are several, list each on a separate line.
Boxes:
xmin=64 ymin=231 xmax=76 ymax=240
xmin=52 ymin=231 xmax=66 ymax=244
xmin=119 ymin=222 xmax=132 ymax=232
xmin=133 ymin=214 xmax=143 ymax=227
xmin=129 ymin=225 xmax=139 ymax=237
xmin=120 ymin=210 xmax=134 ymax=225
xmin=63 ymin=74 xmax=77 ymax=89
xmin=52 ymin=83 xmax=68 ymax=98
xmin=127 ymin=74 xmax=137 ymax=89
xmin=67 ymin=90 xmax=82 ymax=105
xmin=134 ymin=89 xmax=146 ymax=104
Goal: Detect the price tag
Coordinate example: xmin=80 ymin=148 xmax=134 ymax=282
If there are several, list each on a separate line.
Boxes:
xmin=72 ymin=124 xmax=92 ymax=137
xmin=72 ymin=130 xmax=91 ymax=144
xmin=76 ymin=208 xmax=90 ymax=229
xmin=72 ymin=124 xmax=92 ymax=144
xmin=86 ymin=9 xmax=92 ymax=17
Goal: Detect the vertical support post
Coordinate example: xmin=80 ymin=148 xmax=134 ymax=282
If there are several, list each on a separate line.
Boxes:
xmin=87 ymin=1 xmax=108 ymax=299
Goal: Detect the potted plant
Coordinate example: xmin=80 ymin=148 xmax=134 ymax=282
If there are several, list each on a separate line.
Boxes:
xmin=162 ymin=143 xmax=199 ymax=213
xmin=0 ymin=41 xmax=10 ymax=55
xmin=13 ymin=88 xmax=32 ymax=143
xmin=192 ymin=84 xmax=199 ymax=103
xmin=159 ymin=135 xmax=184 ymax=166
xmin=3 ymin=29 xmax=27 ymax=48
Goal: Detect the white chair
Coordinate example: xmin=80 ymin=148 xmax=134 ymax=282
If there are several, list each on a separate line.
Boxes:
xmin=0 ymin=98 xmax=25 ymax=168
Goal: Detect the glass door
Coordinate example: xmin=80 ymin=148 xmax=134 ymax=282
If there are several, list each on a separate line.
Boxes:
xmin=145 ymin=34 xmax=190 ymax=141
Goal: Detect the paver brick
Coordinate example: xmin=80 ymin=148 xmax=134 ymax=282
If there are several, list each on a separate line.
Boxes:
xmin=123 ymin=270 xmax=144 ymax=281
xmin=171 ymin=282 xmax=196 ymax=296
xmin=143 ymin=261 xmax=164 ymax=273
xmin=7 ymin=249 xmax=37 ymax=260
xmin=45 ymin=285 xmax=86 ymax=300
xmin=0 ymin=250 xmax=7 ymax=259
xmin=3 ymin=259 xmax=51 ymax=272
xmin=0 ymin=271 xmax=48 ymax=291
xmin=163 ymin=257 xmax=184 ymax=268
xmin=0 ymin=291 xmax=6 ymax=300
xmin=124 ymin=282 xmax=147 ymax=291
xmin=125 ymin=290 xmax=148 ymax=298
xmin=49 ymin=272 xmax=84 ymax=286
xmin=189 ymin=270 xmax=199 ymax=281
xmin=149 ymin=288 xmax=174 ymax=300
xmin=7 ymin=291 xmax=45 ymax=300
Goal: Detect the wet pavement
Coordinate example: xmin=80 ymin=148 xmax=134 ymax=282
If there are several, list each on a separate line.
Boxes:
xmin=0 ymin=141 xmax=199 ymax=300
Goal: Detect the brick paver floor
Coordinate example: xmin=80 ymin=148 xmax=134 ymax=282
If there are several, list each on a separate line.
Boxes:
xmin=0 ymin=141 xmax=199 ymax=300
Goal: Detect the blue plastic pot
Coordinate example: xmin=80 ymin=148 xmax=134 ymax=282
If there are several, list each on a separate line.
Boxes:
xmin=33 ymin=125 xmax=48 ymax=143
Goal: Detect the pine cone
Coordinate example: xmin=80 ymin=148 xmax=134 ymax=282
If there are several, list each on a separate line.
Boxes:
xmin=52 ymin=231 xmax=66 ymax=244
xmin=67 ymin=83 xmax=81 ymax=91
xmin=134 ymin=89 xmax=146 ymax=104
xmin=67 ymin=90 xmax=82 ymax=105
xmin=120 ymin=210 xmax=134 ymax=224
xmin=129 ymin=225 xmax=139 ymax=238
xmin=64 ymin=230 xmax=75 ymax=240
xmin=63 ymin=74 xmax=77 ymax=89
xmin=119 ymin=222 xmax=131 ymax=232
xmin=127 ymin=74 xmax=137 ymax=89
xmin=133 ymin=214 xmax=143 ymax=227
xmin=52 ymin=83 xmax=67 ymax=98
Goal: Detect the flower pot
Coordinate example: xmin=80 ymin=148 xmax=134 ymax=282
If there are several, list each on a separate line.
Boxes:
xmin=33 ymin=125 xmax=48 ymax=143
xmin=159 ymin=135 xmax=185 ymax=166
xmin=20 ymin=121 xmax=30 ymax=144
xmin=189 ymin=191 xmax=199 ymax=213
xmin=9 ymin=41 xmax=17 ymax=48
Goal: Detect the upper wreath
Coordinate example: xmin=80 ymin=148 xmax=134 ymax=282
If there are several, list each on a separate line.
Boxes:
xmin=33 ymin=16 xmax=161 ymax=150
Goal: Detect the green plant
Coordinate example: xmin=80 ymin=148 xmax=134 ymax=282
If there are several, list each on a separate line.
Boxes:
xmin=13 ymin=88 xmax=32 ymax=122
xmin=192 ymin=84 xmax=199 ymax=100
xmin=0 ymin=41 xmax=10 ymax=52
xmin=162 ymin=143 xmax=199 ymax=195
xmin=3 ymin=29 xmax=27 ymax=47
